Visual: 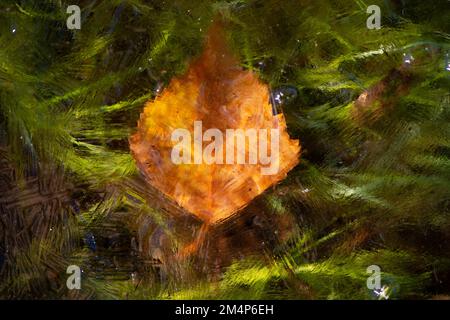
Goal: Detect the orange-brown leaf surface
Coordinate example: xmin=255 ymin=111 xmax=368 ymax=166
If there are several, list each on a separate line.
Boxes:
xmin=130 ymin=22 xmax=300 ymax=224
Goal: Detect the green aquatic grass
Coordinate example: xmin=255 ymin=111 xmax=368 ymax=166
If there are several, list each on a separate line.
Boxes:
xmin=0 ymin=0 xmax=449 ymax=299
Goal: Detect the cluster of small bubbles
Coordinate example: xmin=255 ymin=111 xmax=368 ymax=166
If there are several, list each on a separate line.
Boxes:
xmin=254 ymin=58 xmax=274 ymax=72
xmin=373 ymin=285 xmax=390 ymax=300
xmin=270 ymin=86 xmax=298 ymax=115
xmin=154 ymin=82 xmax=164 ymax=95
xmin=403 ymin=53 xmax=414 ymax=65
xmin=369 ymin=275 xmax=400 ymax=300
xmin=84 ymin=232 xmax=97 ymax=252
xmin=273 ymin=92 xmax=283 ymax=105
xmin=270 ymin=86 xmax=298 ymax=105
xmin=403 ymin=44 xmax=450 ymax=71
